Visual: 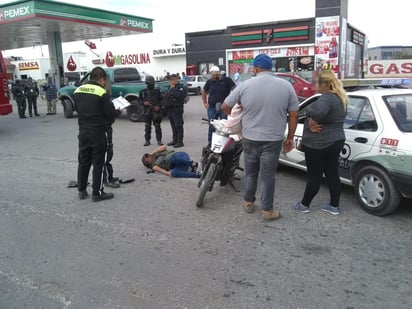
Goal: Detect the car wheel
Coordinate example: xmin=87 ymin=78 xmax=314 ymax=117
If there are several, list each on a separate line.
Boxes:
xmin=354 ymin=166 xmax=401 ymax=216
xmin=195 ymin=87 xmax=201 ymax=95
xmin=126 ymin=99 xmax=144 ymax=122
xmin=63 ymin=99 xmax=74 ymax=118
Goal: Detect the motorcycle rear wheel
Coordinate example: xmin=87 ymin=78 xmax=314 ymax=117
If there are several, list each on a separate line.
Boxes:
xmin=196 ymin=162 xmax=216 ymax=208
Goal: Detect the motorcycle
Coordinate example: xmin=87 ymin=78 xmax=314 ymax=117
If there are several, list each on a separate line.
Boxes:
xmin=196 ymin=105 xmax=243 ymax=208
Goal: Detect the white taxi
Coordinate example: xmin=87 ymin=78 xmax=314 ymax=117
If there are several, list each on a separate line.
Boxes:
xmin=280 ymin=79 xmax=412 ymax=216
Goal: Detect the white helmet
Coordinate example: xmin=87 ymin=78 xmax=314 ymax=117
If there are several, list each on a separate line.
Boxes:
xmin=209 ymin=66 xmax=220 ymax=73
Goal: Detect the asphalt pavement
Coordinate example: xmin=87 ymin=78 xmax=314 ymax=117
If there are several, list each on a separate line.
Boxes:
xmin=0 ymin=96 xmax=411 ymax=309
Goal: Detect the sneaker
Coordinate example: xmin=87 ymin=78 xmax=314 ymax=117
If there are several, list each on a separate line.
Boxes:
xmin=174 ymin=142 xmax=184 ymax=148
xmin=157 ymin=140 xmax=163 ymax=146
xmin=110 ymin=177 xmax=119 ymax=182
xmin=92 ymin=192 xmax=114 ymax=202
xmin=144 ymin=141 xmax=151 ymax=146
xmin=78 ymin=190 xmax=88 ymax=200
xmin=191 ymin=161 xmax=199 ymax=173
xmin=243 ymin=201 xmax=255 ymax=214
xmin=321 ymin=204 xmax=340 ymax=215
xmin=167 ymin=141 xmax=176 ymax=146
xmin=262 ymin=210 xmax=281 ymax=221
xmin=293 ymin=202 xmax=310 ymax=213
xmin=104 ymin=180 xmax=120 ymax=188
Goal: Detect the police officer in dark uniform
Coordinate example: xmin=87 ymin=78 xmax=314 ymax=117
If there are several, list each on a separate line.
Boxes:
xmin=102 ymin=80 xmax=121 ymax=189
xmin=140 ymin=75 xmax=164 ymax=146
xmin=24 ymin=78 xmax=40 ymax=117
xmin=11 ymin=80 xmax=27 ymax=119
xmin=165 ymin=74 xmax=187 ymax=148
xmin=74 ymin=67 xmax=117 ymax=202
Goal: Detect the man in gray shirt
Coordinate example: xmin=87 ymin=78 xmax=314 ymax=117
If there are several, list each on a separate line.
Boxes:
xmin=223 ymin=54 xmax=299 ymax=221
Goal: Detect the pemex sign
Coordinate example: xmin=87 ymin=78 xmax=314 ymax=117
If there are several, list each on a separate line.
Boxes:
xmin=0 ymin=2 xmax=34 ymax=22
xmin=0 ymin=1 xmax=153 ymax=32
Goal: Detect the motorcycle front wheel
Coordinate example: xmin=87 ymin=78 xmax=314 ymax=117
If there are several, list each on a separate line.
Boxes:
xmin=196 ymin=162 xmax=216 ymax=208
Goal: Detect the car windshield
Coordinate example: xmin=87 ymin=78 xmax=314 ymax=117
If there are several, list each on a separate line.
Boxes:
xmin=187 ymin=76 xmax=196 ymax=82
xmin=382 ymin=94 xmax=412 ymax=132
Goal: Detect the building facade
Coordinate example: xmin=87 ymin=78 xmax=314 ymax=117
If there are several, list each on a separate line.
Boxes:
xmin=185 ymin=0 xmax=367 ymax=80
xmin=368 ymin=46 xmax=412 ymax=61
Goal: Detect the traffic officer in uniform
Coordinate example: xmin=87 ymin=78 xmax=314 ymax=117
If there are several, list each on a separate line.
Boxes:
xmin=165 ymin=74 xmax=187 ymax=148
xmin=74 ymin=67 xmax=117 ymax=202
xmin=140 ymin=75 xmax=164 ymax=146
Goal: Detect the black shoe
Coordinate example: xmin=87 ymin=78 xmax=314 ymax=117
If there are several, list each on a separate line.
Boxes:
xmin=30 ymin=115 xmax=33 ymax=117
xmin=144 ymin=141 xmax=151 ymax=146
xmin=110 ymin=177 xmax=119 ymax=182
xmin=79 ymin=191 xmax=88 ymax=200
xmin=35 ymin=114 xmax=40 ymax=116
xmin=21 ymin=115 xmax=27 ymax=118
xmin=104 ymin=180 xmax=120 ymax=188
xmin=92 ymin=192 xmax=114 ymax=202
xmin=174 ymin=142 xmax=184 ymax=148
xmin=191 ymin=161 xmax=199 ymax=173
xmin=46 ymin=113 xmax=51 ymax=115
xmin=167 ymin=141 xmax=176 ymax=146
xmin=157 ymin=141 xmax=163 ymax=146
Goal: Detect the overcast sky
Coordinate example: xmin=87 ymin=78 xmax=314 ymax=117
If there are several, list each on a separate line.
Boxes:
xmin=1 ymin=0 xmax=412 ymax=58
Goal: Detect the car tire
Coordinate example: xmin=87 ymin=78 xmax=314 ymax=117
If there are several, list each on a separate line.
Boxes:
xmin=354 ymin=165 xmax=401 ymax=216
xmin=195 ymin=87 xmax=201 ymax=95
xmin=63 ymin=99 xmax=74 ymax=118
xmin=126 ymin=99 xmax=144 ymax=122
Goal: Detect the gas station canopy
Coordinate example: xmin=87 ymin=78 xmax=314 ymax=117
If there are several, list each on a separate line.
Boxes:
xmin=0 ymin=0 xmax=153 ymax=50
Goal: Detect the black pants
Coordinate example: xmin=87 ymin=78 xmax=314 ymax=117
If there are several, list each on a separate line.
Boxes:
xmin=16 ymin=97 xmax=26 ymax=118
xmin=167 ymin=107 xmax=184 ymax=143
xmin=144 ymin=111 xmax=162 ymax=142
xmin=27 ymin=96 xmax=38 ymax=116
xmin=103 ymin=128 xmax=114 ymax=183
xmin=77 ymin=129 xmax=108 ymax=195
xmin=301 ymin=140 xmax=345 ymax=208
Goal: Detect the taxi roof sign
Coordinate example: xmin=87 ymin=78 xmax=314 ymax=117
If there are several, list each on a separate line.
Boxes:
xmin=341 ymin=78 xmax=410 ymax=88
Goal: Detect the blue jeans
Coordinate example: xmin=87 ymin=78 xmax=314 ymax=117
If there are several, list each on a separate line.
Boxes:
xmin=243 ymin=138 xmax=283 ymax=211
xmin=169 ymin=152 xmax=197 ymax=178
xmin=207 ymin=106 xmax=227 ymax=142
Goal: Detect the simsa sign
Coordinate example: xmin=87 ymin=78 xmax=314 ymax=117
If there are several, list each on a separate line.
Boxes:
xmin=367 ymin=60 xmax=412 ymax=78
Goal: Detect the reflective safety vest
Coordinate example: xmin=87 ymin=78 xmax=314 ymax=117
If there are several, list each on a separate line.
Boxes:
xmin=323 ymin=63 xmax=334 ymax=70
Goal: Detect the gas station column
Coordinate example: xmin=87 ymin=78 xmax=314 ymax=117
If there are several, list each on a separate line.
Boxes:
xmin=47 ymin=31 xmax=64 ymax=89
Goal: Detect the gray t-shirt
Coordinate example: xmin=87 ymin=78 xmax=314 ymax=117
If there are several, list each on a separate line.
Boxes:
xmin=224 ymin=72 xmax=299 ymax=141
xmin=302 ymin=92 xmax=346 ymax=149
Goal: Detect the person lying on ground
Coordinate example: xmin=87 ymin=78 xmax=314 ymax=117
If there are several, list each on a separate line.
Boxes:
xmin=141 ymin=145 xmax=200 ymax=178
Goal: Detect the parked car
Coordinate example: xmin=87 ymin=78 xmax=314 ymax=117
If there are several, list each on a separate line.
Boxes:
xmin=279 ymin=78 xmax=412 ymax=216
xmin=275 ymin=72 xmax=315 ymax=98
xmin=58 ymin=67 xmax=187 ymax=122
xmin=186 ymin=75 xmax=208 ymax=95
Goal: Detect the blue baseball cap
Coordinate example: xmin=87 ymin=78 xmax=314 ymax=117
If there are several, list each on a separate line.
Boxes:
xmin=252 ymin=54 xmax=273 ymax=70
